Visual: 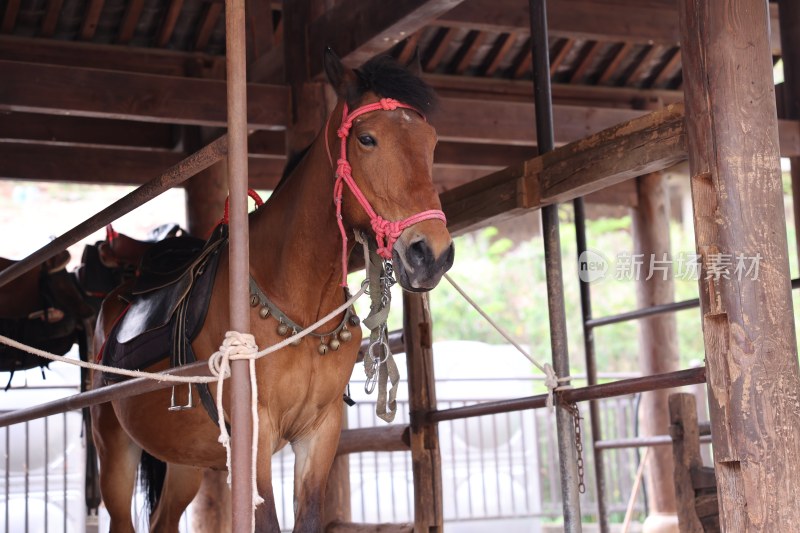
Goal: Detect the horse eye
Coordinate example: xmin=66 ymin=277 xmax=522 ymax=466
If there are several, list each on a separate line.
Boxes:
xmin=358 ymin=134 xmax=376 ymax=147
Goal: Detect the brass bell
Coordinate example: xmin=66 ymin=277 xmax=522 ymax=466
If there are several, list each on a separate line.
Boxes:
xmin=349 ymin=315 xmax=360 ymax=326
xmin=250 ymin=294 xmax=260 ymax=307
xmin=277 ymin=323 xmax=290 ymax=336
xmin=318 ymin=343 xmax=329 ymax=355
xmin=329 ymin=338 xmax=341 ymax=351
xmin=291 ymin=331 xmax=302 ymax=346
xmin=338 ymin=328 xmax=352 ymax=343
xmin=259 ymin=306 xmax=270 ymax=319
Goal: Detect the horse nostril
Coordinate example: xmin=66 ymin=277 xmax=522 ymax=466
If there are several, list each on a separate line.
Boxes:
xmin=443 ymin=242 xmax=455 ymax=270
xmin=407 ymin=239 xmax=433 ymax=268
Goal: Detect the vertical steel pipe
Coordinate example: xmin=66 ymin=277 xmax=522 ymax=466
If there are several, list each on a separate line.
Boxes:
xmin=224 ymin=0 xmax=254 ymax=527
xmin=528 ymin=1 xmax=583 ymax=530
xmin=574 ymin=198 xmax=609 ymax=531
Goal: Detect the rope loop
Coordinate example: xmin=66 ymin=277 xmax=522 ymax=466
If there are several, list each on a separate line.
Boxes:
xmin=337 ymin=121 xmax=352 ymax=139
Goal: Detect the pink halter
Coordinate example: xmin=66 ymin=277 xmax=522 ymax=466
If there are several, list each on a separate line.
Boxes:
xmin=329 ymin=97 xmax=447 ymax=286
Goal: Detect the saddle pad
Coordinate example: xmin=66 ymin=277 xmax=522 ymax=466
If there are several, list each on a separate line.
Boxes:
xmin=102 ymin=246 xmax=222 ymax=374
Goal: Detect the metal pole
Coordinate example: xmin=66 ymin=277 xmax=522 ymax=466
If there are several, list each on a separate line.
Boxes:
xmin=426 ymin=367 xmax=706 ymax=423
xmin=528 ymin=1 xmax=582 ymax=530
xmin=224 ymin=0 xmax=254 ymax=527
xmin=574 ymin=198 xmax=609 ymax=531
xmin=0 ymin=137 xmax=227 ymax=289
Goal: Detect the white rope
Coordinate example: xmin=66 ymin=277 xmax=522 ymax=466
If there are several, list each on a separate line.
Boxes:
xmin=443 ymin=272 xmax=570 ymax=408
xmin=0 ymin=334 xmax=218 ymax=383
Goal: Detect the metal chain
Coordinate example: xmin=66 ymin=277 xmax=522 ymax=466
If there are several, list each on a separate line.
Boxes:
xmin=568 ymin=402 xmax=587 ymax=494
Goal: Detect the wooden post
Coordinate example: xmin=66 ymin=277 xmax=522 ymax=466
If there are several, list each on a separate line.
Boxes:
xmin=403 ymin=292 xmax=443 ymax=532
xmin=678 ymin=0 xmax=800 ymax=529
xmin=669 ymin=393 xmax=717 ymax=533
xmin=632 ymin=169 xmax=679 ymax=532
xmin=778 ymin=0 xmax=800 ymax=260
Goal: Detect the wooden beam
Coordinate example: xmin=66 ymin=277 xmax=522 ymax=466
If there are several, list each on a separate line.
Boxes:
xmin=480 ymin=31 xmax=516 ymax=77
xmin=437 ymin=0 xmax=782 ymax=55
xmin=117 ymin=0 xmax=145 ymax=44
xmin=440 ymin=104 xmax=687 ymax=235
xmin=451 ymin=29 xmax=486 ymax=74
xmin=598 ymin=42 xmax=633 ymax=85
xmin=0 ymin=113 xmax=176 ymax=149
xmin=326 ymin=522 xmax=413 ymax=533
xmin=0 ymin=141 xmax=285 ymax=189
xmin=336 ymin=425 xmax=410 ymax=456
xmin=424 ymin=27 xmax=457 ymax=72
xmin=308 ymin=0 xmax=465 ymax=76
xmin=40 ymin=0 xmax=64 ymax=37
xmin=194 ymin=3 xmax=223 ymax=51
xmin=434 ymin=97 xmax=645 ymax=145
xmin=0 ymin=35 xmax=224 ymax=77
xmin=0 ymin=60 xmax=288 ymax=129
xmin=669 ymin=393 xmax=707 ymax=533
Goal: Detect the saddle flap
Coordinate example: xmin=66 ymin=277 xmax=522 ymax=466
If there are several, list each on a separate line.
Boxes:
xmin=115 ymin=273 xmax=193 ymax=344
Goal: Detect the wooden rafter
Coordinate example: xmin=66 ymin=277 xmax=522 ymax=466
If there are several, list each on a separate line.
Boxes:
xmin=651 ymin=48 xmax=682 ymax=89
xmin=436 ymin=0 xmax=782 ymax=55
xmin=307 ymin=0 xmax=466 ymax=77
xmin=194 ymin=3 xmax=223 ymax=52
xmin=549 ymin=38 xmax=574 ymax=77
xmin=117 ymin=0 xmax=145 ymax=44
xmin=597 ymin=42 xmax=632 ymax=85
xmin=80 ymin=0 xmax=105 ymax=40
xmin=396 ymin=31 xmax=423 ymax=66
xmin=40 ymin=0 xmax=64 ymax=37
xmin=621 ymin=45 xmax=662 ymax=87
xmin=156 ymin=0 xmax=185 ymax=47
xmin=451 ymin=30 xmax=486 ymax=75
xmin=510 ymin=39 xmax=532 ymax=79
xmin=424 ymin=27 xmax=457 ymax=72
xmin=480 ymin=31 xmax=516 ymax=77
xmin=1 ymin=0 xmax=20 ymax=33
xmin=569 ymin=41 xmax=600 ymax=84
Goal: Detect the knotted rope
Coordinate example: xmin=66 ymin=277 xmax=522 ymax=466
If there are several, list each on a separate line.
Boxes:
xmin=443 ymin=273 xmax=571 ymax=408
xmin=330 ymin=98 xmax=447 ymax=285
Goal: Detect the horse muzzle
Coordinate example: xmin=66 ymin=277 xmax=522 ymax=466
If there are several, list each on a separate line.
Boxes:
xmin=392 ymin=234 xmax=455 ymax=292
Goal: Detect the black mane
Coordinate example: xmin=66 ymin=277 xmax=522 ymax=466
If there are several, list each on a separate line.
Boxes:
xmin=351 ymin=55 xmax=438 ymax=115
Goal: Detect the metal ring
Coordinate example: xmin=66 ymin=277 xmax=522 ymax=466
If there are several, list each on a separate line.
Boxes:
xmin=368 ymin=340 xmax=390 ymax=364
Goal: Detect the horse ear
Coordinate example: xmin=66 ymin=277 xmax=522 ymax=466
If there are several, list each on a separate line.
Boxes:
xmin=406 ymin=47 xmax=423 ymax=77
xmin=324 ymin=47 xmax=358 ymax=98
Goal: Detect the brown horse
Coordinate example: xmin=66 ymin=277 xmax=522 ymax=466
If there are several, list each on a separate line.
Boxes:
xmin=92 ymin=50 xmax=454 ymax=532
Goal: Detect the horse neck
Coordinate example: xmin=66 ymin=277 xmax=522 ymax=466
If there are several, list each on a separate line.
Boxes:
xmin=248 ymin=134 xmax=349 ymax=325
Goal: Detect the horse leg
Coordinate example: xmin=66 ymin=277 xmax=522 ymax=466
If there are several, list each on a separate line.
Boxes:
xmin=255 ymin=445 xmax=281 ymax=533
xmin=291 ymin=403 xmax=343 ymax=533
xmin=91 ymin=401 xmax=141 ymax=533
xmin=149 ymin=463 xmax=203 ymax=533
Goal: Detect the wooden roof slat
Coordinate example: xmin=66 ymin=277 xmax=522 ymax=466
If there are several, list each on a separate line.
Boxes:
xmin=40 ymin=0 xmax=63 ymax=37
xmin=156 ymin=0 xmax=185 ymax=47
xmin=480 ymin=31 xmax=516 ymax=77
xmin=396 ymin=32 xmax=423 ymax=66
xmin=651 ymin=48 xmax=682 ymax=89
xmin=549 ymin=38 xmax=574 ymax=77
xmin=307 ymin=0 xmax=467 ymax=77
xmin=597 ymin=42 xmax=632 ymax=85
xmin=80 ymin=0 xmax=106 ymax=41
xmin=194 ymin=3 xmax=223 ymax=52
xmin=1 ymin=0 xmax=21 ymax=34
xmin=569 ymin=41 xmax=600 ymax=84
xmin=245 ymin=0 xmax=273 ymax=63
xmin=451 ymin=30 xmax=486 ymax=75
xmin=424 ymin=27 xmax=457 ymax=71
xmin=117 ymin=0 xmax=145 ymax=44
xmin=510 ymin=37 xmax=531 ymax=79
xmin=621 ymin=44 xmax=661 ymax=87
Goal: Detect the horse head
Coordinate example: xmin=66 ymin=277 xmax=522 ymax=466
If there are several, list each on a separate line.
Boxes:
xmin=324 ymin=50 xmax=454 ymax=292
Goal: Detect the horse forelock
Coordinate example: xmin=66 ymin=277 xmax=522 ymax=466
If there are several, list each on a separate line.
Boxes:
xmin=351 ymin=55 xmax=437 ymax=116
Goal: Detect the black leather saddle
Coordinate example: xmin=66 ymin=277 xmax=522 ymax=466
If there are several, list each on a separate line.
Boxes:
xmin=101 ymin=226 xmax=227 ymax=420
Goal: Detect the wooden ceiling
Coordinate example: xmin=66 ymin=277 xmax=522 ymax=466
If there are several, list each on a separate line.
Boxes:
xmin=0 ymin=0 xmax=785 ymax=199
